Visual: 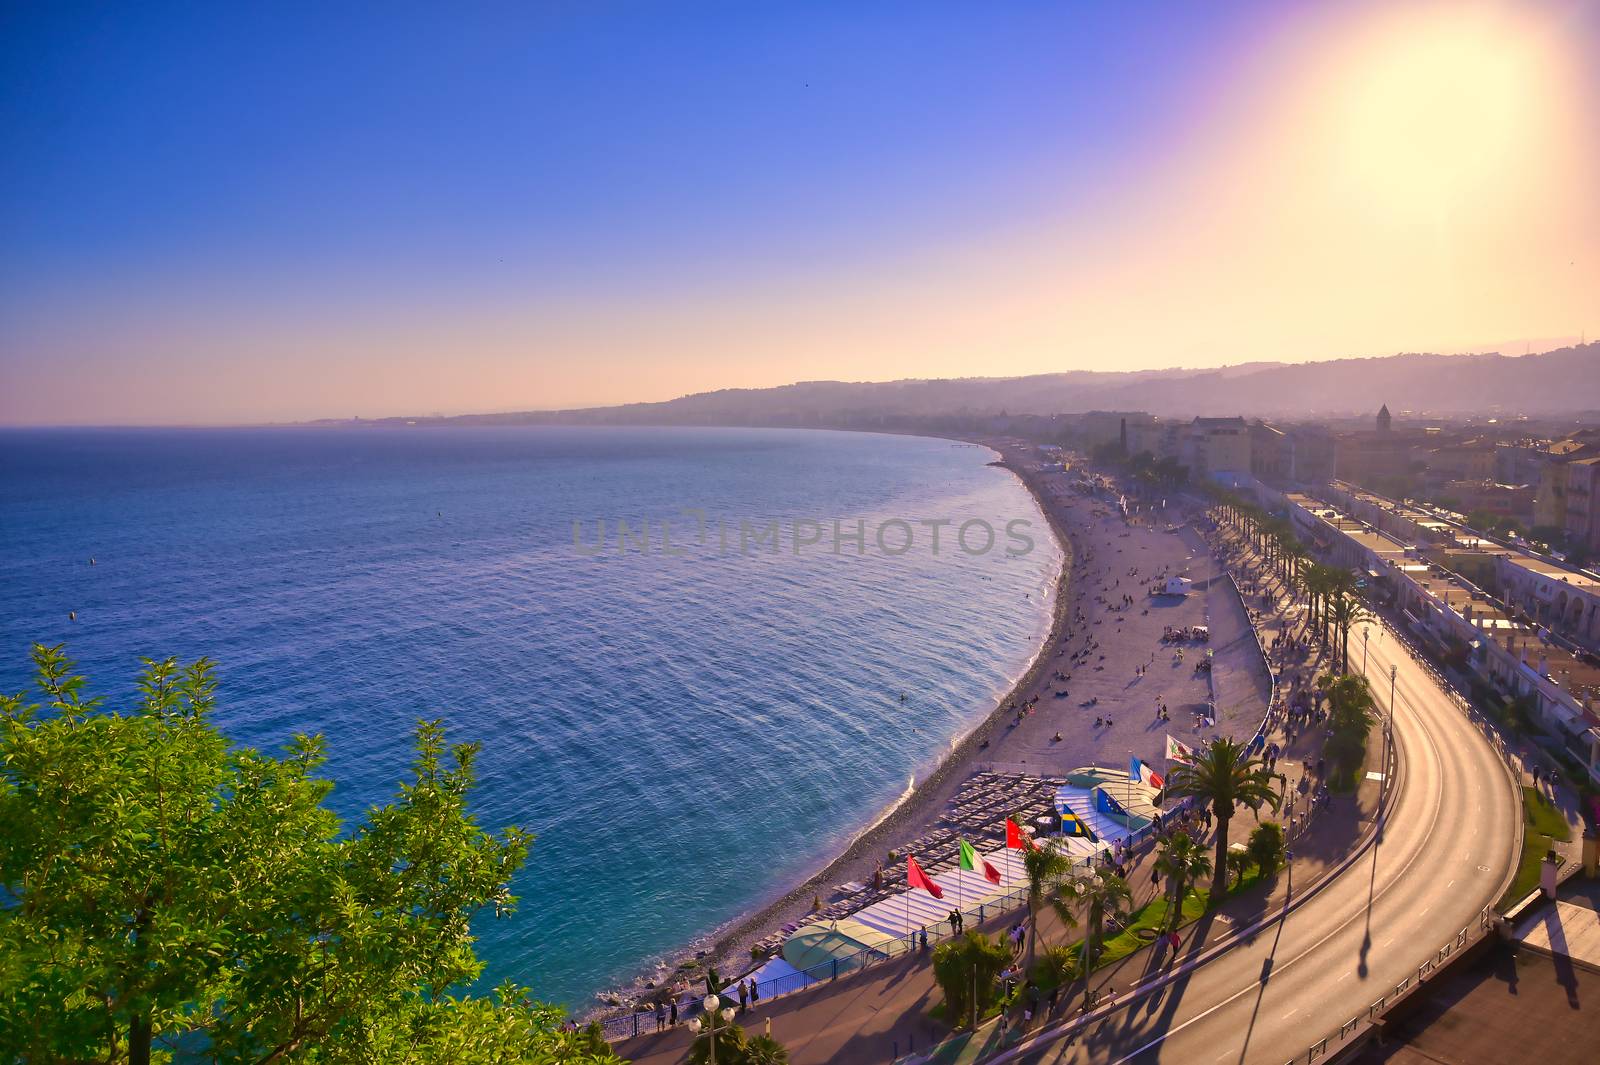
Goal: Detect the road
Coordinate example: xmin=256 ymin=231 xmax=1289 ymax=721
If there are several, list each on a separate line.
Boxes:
xmin=998 ymin=618 xmax=1521 ymax=1065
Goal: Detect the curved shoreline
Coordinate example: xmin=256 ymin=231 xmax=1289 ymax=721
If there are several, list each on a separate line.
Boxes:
xmin=592 ymin=436 xmax=1081 ymax=1011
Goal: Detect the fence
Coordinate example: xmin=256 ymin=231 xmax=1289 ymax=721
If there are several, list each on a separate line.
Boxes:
xmin=1283 ymin=905 xmax=1497 ymax=1065
xmin=597 ymin=797 xmax=1193 ymax=1042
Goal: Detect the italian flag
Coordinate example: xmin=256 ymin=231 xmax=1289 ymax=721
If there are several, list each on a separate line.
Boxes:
xmin=959 ymin=838 xmax=1002 ymax=885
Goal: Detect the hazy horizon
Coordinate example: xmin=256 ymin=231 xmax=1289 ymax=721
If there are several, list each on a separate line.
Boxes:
xmin=4 ymin=0 xmax=1598 ymax=426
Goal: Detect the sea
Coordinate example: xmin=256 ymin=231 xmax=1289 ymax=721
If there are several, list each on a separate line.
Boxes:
xmin=0 ymin=425 xmax=1061 ymax=1009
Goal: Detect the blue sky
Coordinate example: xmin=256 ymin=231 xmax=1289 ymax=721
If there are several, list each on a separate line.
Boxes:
xmin=3 ymin=1 xmax=1596 ymax=423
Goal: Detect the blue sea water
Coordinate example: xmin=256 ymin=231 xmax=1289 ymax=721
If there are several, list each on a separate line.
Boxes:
xmin=0 ymin=425 xmax=1059 ymax=1008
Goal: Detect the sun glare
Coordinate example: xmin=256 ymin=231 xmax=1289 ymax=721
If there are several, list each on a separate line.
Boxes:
xmin=1323 ymin=4 xmax=1574 ymax=217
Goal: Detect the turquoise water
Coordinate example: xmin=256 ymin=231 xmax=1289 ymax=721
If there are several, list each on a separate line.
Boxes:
xmin=0 ymin=425 xmax=1059 ymax=1007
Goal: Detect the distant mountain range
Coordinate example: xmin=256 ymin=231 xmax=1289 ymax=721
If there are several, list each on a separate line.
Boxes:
xmin=353 ymin=343 xmax=1600 ymax=429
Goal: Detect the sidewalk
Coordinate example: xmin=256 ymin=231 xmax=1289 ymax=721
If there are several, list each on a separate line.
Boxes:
xmin=615 ymin=505 xmax=1373 ymax=1065
xmin=616 ymin=733 xmax=1384 ymax=1065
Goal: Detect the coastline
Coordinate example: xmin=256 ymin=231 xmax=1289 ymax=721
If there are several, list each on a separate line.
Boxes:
xmin=593 ymin=435 xmax=1081 ymax=1011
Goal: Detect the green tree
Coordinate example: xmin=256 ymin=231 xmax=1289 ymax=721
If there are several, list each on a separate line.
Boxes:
xmin=0 ymin=645 xmax=619 ymax=1065
xmin=686 ymin=1009 xmax=747 ymax=1065
xmin=1319 ymin=673 xmax=1378 ymax=786
xmin=1326 ymin=592 xmax=1375 ymax=674
xmin=1245 ymin=822 xmax=1285 ymax=877
xmin=1060 ymin=867 xmax=1131 ymax=1007
xmin=742 ymin=1033 xmax=791 ymax=1065
xmin=1152 ymin=831 xmax=1212 ymax=933
xmin=931 ymin=931 xmax=1011 ymax=1031
xmin=1164 ymin=738 xmax=1281 ymax=898
xmin=1019 ymin=842 xmax=1077 ymax=974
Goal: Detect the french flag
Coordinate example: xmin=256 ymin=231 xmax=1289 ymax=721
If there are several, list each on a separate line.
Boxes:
xmin=1131 ymin=756 xmax=1163 ymax=790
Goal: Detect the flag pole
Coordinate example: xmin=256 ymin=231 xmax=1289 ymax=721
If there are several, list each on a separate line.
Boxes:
xmin=905 ymin=861 xmax=911 ymax=951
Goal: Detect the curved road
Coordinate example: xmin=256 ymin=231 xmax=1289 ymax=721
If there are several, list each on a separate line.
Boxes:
xmin=1001 ymin=619 xmax=1521 ymax=1065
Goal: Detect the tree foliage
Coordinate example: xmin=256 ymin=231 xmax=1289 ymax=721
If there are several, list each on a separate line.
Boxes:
xmin=1059 ymin=866 xmax=1131 ymax=1005
xmin=1319 ymin=672 xmax=1378 ymax=787
xmin=1019 ymin=842 xmax=1077 ymax=974
xmin=1152 ymin=831 xmax=1211 ymax=933
xmin=0 ymin=645 xmax=621 ymax=1065
xmin=1164 ymin=738 xmax=1280 ymax=898
xmin=1245 ymin=822 xmax=1285 ymax=878
xmin=931 ymin=931 xmax=1011 ymax=1030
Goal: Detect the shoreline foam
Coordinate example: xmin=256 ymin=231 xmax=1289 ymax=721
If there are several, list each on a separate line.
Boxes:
xmin=589 ymin=435 xmax=1078 ymax=1013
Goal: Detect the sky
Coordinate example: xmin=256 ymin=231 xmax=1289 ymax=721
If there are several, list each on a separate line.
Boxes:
xmin=2 ymin=0 xmax=1598 ymax=425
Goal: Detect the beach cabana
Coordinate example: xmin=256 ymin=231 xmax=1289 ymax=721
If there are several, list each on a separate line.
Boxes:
xmin=782 ymin=917 xmax=905 ymax=976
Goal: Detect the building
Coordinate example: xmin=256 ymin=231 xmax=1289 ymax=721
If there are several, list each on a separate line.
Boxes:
xmin=1566 ymin=456 xmax=1600 ymax=558
xmin=1185 ymin=416 xmax=1252 ymax=479
xmin=1248 ymin=421 xmax=1290 ymax=483
xmin=1535 ymin=460 xmax=1570 ymax=531
xmin=1076 ymin=411 xmax=1153 ymax=449
xmin=1424 ymin=442 xmax=1497 ymax=485
xmin=1281 ymin=489 xmax=1600 ymax=785
xmin=1125 ymin=417 xmax=1180 ymax=462
xmin=1334 ymin=408 xmax=1425 ymax=491
xmin=1287 ymin=425 xmax=1337 ymax=485
xmin=1444 ymin=480 xmax=1536 ymax=523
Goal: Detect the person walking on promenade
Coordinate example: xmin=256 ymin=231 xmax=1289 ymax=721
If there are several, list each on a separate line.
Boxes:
xmin=738 ymin=979 xmax=749 ymax=1013
xmin=750 ymin=979 xmax=760 ymax=1008
xmin=669 ymin=998 xmax=678 ymax=1027
xmin=655 ymin=1001 xmax=666 ymax=1032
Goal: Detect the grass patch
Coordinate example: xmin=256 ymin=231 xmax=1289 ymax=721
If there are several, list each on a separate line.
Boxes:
xmin=1098 ymin=888 xmax=1210 ymax=966
xmin=1525 ymin=787 xmax=1572 ymax=842
xmin=1026 ymin=885 xmax=1219 ymax=991
xmin=1496 ymin=787 xmax=1571 ymax=912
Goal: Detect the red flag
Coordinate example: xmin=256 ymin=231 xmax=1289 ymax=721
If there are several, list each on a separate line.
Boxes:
xmin=982 ymin=856 xmax=1002 ymax=885
xmin=1005 ymin=817 xmax=1034 ymax=850
xmin=907 ymin=855 xmax=943 ymax=899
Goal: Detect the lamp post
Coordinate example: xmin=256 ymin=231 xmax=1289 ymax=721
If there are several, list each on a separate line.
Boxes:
xmin=1388 ymin=663 xmax=1398 ymax=736
xmin=686 ymin=994 xmax=738 ymax=1065
xmin=1362 ymin=625 xmax=1371 ymax=677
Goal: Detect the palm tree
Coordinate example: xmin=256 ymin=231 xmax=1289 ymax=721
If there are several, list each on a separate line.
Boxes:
xmin=1327 ymin=591 xmax=1375 ymax=673
xmin=1020 ymin=842 xmax=1077 ymax=975
xmin=1062 ymin=866 xmax=1132 ymax=1006
xmin=1319 ymin=673 xmax=1379 ymax=783
xmin=1152 ymin=830 xmax=1213 ymax=932
xmin=1164 ymin=738 xmax=1282 ymax=898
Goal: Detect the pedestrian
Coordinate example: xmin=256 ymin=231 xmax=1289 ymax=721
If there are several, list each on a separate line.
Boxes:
xmin=670 ymin=998 xmax=678 ymax=1027
xmin=738 ymin=979 xmax=748 ymax=1012
xmin=920 ymin=927 xmax=929 ymax=951
xmin=750 ymin=979 xmax=760 ymax=1007
xmin=655 ymin=1001 xmax=666 ymax=1032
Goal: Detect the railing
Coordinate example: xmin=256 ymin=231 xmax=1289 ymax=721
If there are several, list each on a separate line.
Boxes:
xmin=597 ymin=799 xmax=1192 ymax=1043
xmin=1282 ymin=905 xmax=1497 ymax=1064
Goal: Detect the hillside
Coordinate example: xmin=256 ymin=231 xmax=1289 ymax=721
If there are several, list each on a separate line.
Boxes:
xmin=358 ymin=343 xmax=1600 ymax=428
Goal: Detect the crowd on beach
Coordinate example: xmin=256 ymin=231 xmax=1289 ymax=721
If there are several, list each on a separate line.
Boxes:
xmin=604 ymin=451 xmax=1354 ymax=1054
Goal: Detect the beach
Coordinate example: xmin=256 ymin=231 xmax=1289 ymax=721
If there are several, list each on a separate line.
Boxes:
xmin=599 ymin=438 xmax=1273 ymax=1014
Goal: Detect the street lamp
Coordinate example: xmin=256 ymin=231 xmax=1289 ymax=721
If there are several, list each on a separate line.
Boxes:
xmin=1388 ymin=663 xmax=1398 ymax=735
xmin=686 ymin=994 xmax=738 ymax=1064
xmin=1362 ymin=626 xmax=1371 ymax=676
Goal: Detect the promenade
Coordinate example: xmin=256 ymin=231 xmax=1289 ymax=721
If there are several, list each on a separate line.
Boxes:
xmin=614 ymin=475 xmax=1356 ymax=1063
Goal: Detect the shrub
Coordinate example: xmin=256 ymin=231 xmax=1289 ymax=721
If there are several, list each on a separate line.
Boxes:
xmin=1246 ymin=821 xmax=1285 ymax=876
xmin=1032 ymin=944 xmax=1078 ymax=988
xmin=931 ymin=931 xmax=1012 ymax=1029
